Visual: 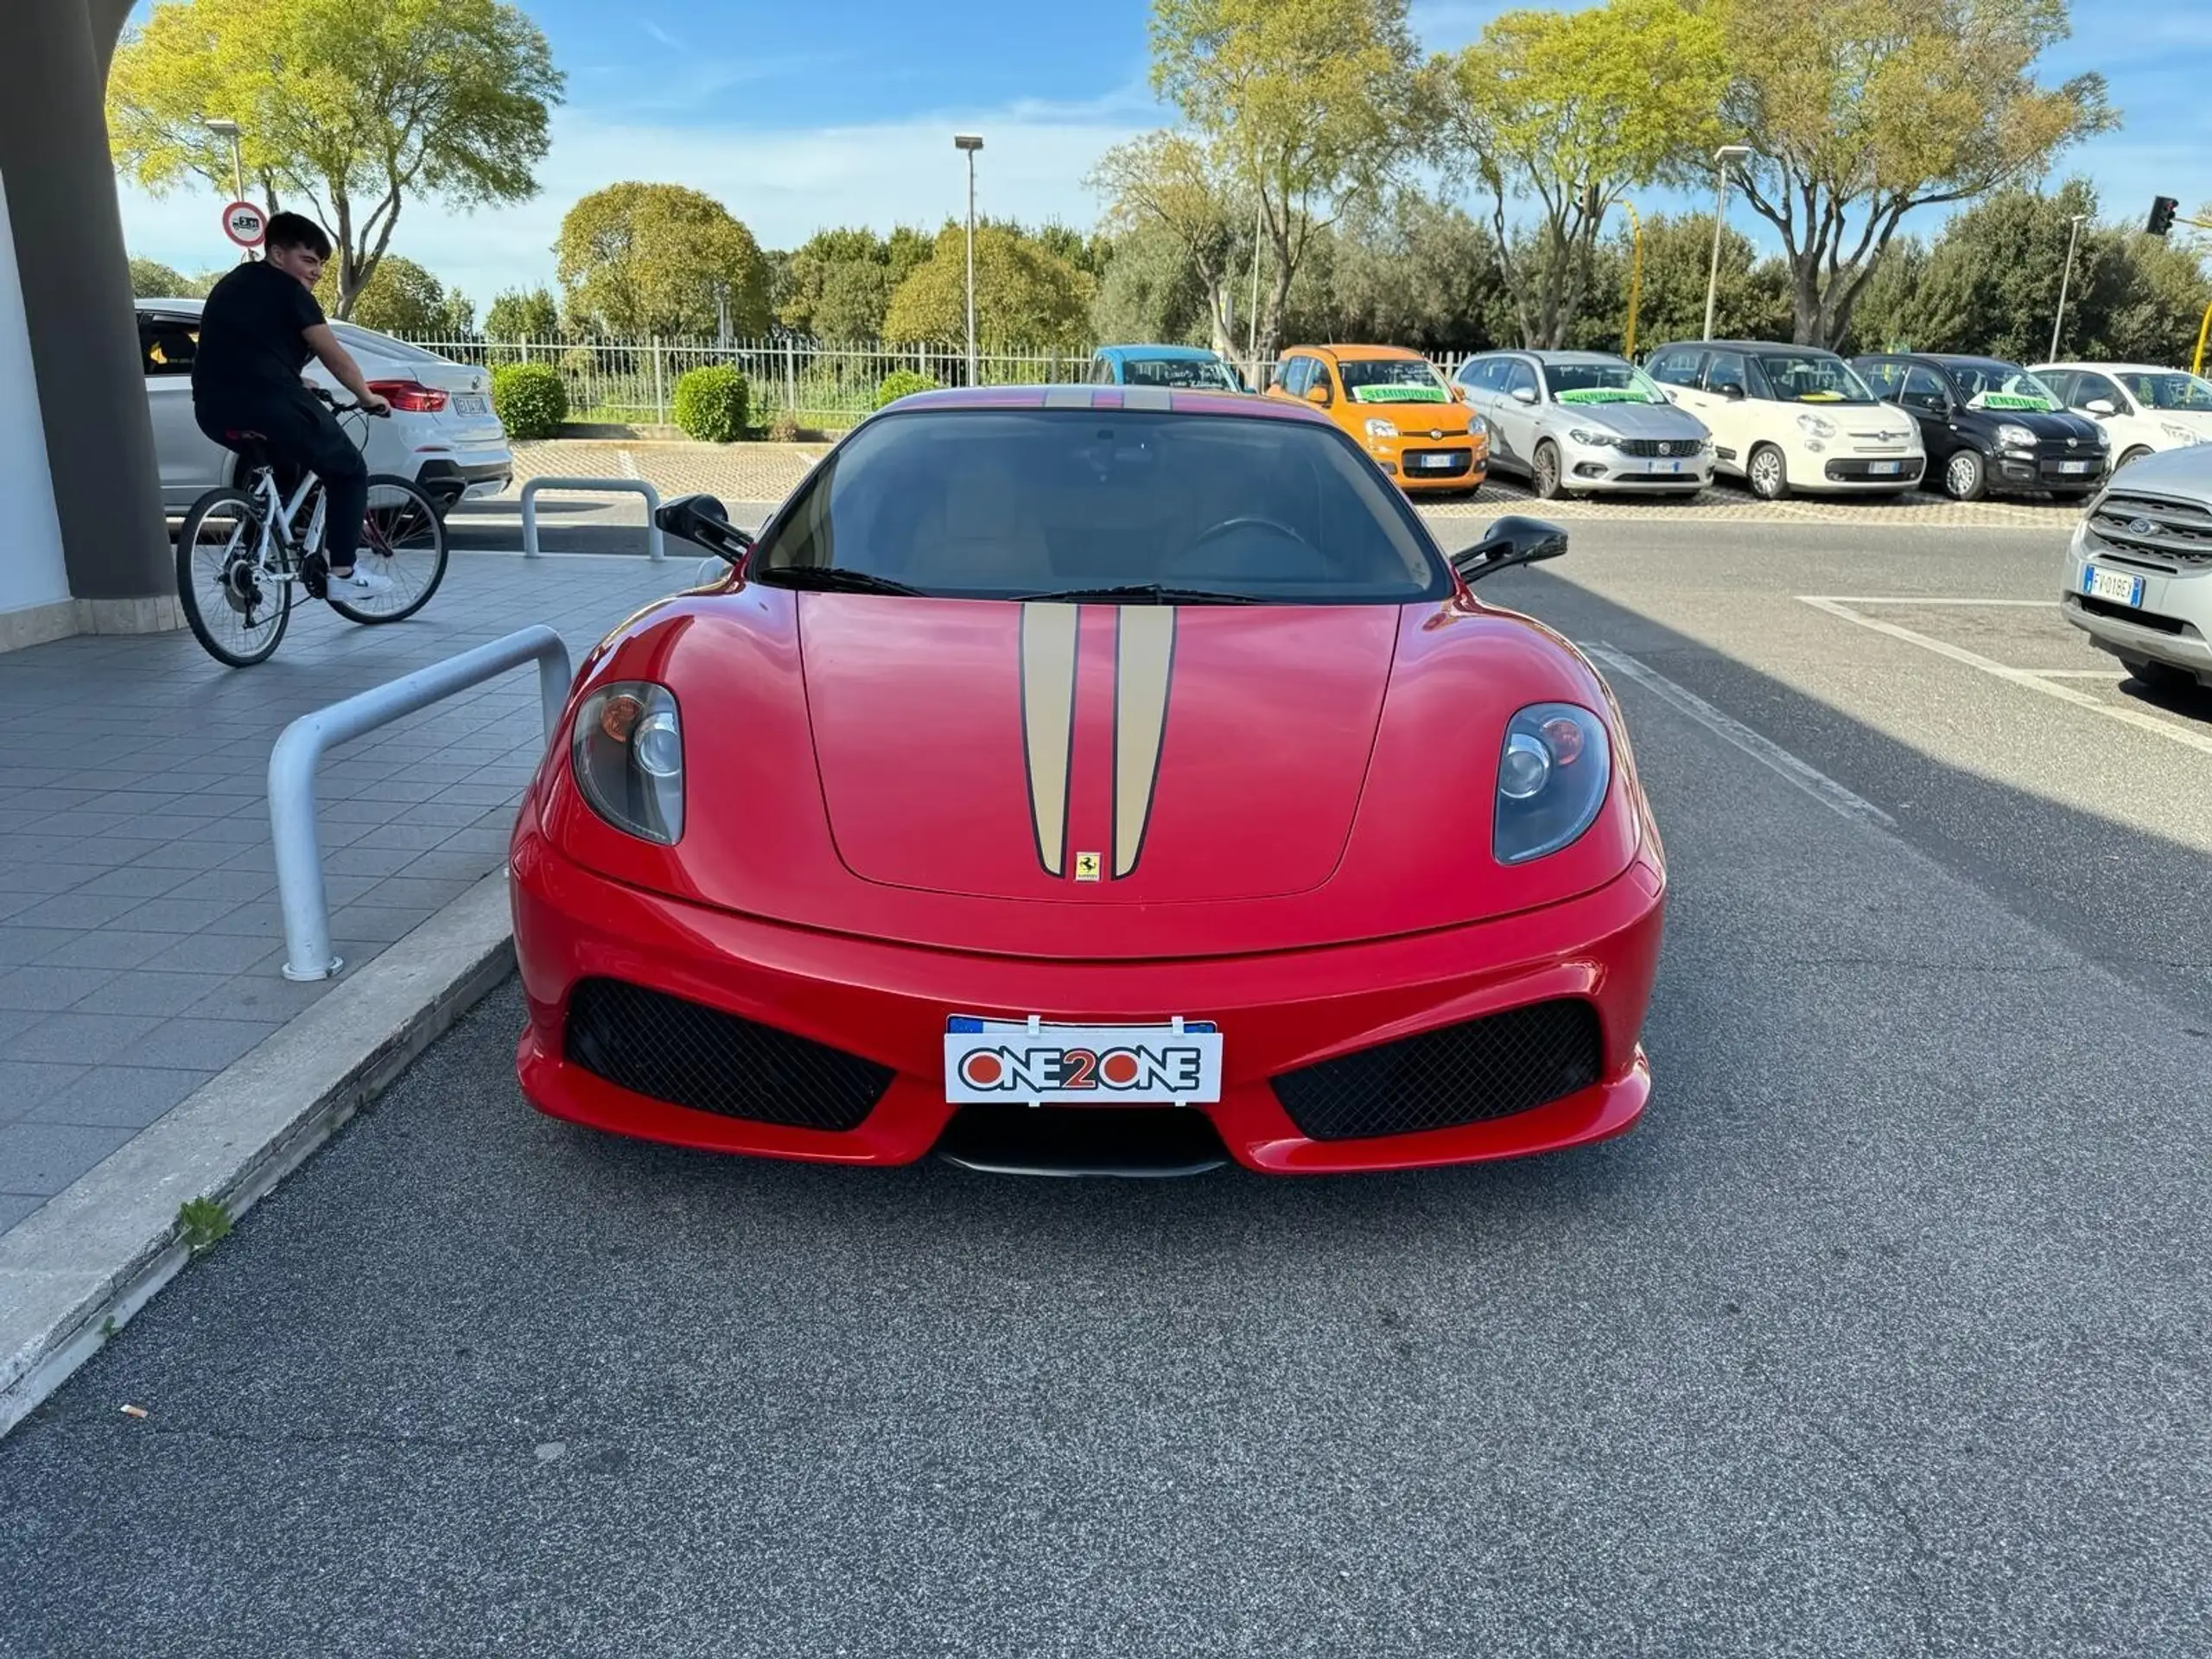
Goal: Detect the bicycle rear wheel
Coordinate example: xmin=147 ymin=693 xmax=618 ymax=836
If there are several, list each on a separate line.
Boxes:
xmin=329 ymin=475 xmax=449 ymax=624
xmin=176 ymin=486 xmax=290 ymax=667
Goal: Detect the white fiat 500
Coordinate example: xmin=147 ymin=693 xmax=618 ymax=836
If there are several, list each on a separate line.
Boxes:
xmin=1643 ymin=340 xmax=1925 ymax=500
xmin=136 ymin=298 xmax=513 ymax=515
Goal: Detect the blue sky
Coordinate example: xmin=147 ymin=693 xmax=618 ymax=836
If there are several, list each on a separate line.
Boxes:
xmin=118 ymin=0 xmax=2210 ymax=308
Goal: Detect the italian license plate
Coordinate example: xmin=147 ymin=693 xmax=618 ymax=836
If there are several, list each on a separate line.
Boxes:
xmin=2059 ymin=460 xmax=2092 ymax=474
xmin=944 ymin=1015 xmax=1224 ymax=1104
xmin=454 ymin=393 xmax=490 ymax=416
xmin=2082 ymin=565 xmax=2144 ymax=607
xmin=1868 ymin=460 xmax=1904 ymax=476
xmin=1414 ymin=452 xmax=1462 ymax=469
xmin=1646 ymin=459 xmax=1683 ymax=474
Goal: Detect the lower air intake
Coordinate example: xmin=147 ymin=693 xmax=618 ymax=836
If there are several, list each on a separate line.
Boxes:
xmin=563 ymin=978 xmax=893 ymax=1131
xmin=1271 ymin=999 xmax=1602 ymax=1141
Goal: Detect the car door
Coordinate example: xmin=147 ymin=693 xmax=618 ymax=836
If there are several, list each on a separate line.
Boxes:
xmin=1896 ymin=363 xmax=1958 ymax=467
xmin=1492 ymin=357 xmax=1541 ymax=469
xmin=1459 ymin=359 xmax=1512 ymax=468
xmin=137 ymin=311 xmax=228 ymax=512
xmin=1694 ymin=350 xmax=1753 ymax=472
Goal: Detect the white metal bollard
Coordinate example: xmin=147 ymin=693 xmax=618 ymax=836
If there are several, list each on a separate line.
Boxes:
xmin=518 ymin=476 xmax=664 ymax=563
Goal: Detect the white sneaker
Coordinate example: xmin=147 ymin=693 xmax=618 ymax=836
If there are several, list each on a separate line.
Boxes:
xmin=327 ymin=565 xmax=394 ymax=598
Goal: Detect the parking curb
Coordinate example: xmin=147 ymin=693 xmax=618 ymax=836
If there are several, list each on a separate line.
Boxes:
xmin=0 ymin=871 xmax=517 ymax=1441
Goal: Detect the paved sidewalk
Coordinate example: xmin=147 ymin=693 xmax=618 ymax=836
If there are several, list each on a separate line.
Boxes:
xmin=0 ymin=551 xmax=682 ymax=1237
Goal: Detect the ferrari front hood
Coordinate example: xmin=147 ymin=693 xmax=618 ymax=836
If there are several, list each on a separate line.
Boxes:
xmin=797 ymin=596 xmax=1399 ymax=903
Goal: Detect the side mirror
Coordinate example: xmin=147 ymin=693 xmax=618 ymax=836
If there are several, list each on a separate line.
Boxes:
xmin=1448 ymin=383 xmax=1466 ymax=403
xmin=2085 ymin=397 xmax=2117 ymax=417
xmin=1510 ymin=385 xmax=1538 ymax=405
xmin=657 ymin=492 xmax=753 ymax=567
xmin=1719 ymin=384 xmax=1746 ymax=401
xmin=1451 ymin=514 xmax=1568 ymax=584
xmin=1305 ymin=382 xmax=1332 ymax=407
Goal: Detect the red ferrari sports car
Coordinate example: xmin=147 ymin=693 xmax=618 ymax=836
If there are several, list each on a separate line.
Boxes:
xmin=510 ymin=385 xmax=1664 ymax=1175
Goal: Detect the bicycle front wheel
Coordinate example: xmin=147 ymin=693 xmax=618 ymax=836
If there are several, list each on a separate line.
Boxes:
xmin=330 ymin=475 xmax=449 ymax=624
xmin=176 ymin=486 xmax=290 ymax=667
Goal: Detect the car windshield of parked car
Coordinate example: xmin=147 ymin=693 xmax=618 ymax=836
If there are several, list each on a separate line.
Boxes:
xmin=753 ymin=410 xmax=1446 ymax=604
xmin=1547 ymin=363 xmax=1669 ymax=405
xmin=2115 ymin=370 xmax=2212 ymax=411
xmin=1337 ymin=359 xmax=1452 ymax=404
xmin=1754 ymin=353 xmax=1879 ymax=404
xmin=1122 ymin=356 xmax=1241 ymax=391
xmin=1945 ymin=361 xmax=2063 ymax=411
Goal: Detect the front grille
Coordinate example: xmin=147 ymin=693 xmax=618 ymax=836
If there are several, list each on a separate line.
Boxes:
xmin=2088 ymin=492 xmax=2212 ymax=569
xmin=1402 ymin=448 xmax=1473 ymax=478
xmin=2070 ymin=594 xmax=2187 ymax=635
xmin=1271 ymin=1000 xmax=1602 ymax=1141
xmin=563 ymin=978 xmax=893 ymax=1130
xmin=1618 ymin=438 xmax=1699 ymax=458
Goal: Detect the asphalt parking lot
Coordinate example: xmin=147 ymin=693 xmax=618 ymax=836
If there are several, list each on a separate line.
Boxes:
xmin=4 ymin=515 xmax=2209 ymax=1656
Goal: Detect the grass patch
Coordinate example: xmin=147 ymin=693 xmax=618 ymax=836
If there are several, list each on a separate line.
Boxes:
xmin=176 ymin=1195 xmax=232 ymax=1254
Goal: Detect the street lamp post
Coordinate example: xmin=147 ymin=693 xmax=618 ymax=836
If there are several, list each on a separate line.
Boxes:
xmin=1703 ymin=144 xmax=1753 ymax=341
xmin=206 ymin=118 xmax=247 ymax=260
xmin=954 ymin=135 xmax=983 ymax=386
xmin=2050 ymin=212 xmax=2088 ymax=362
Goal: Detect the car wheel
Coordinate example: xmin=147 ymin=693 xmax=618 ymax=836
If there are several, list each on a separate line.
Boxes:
xmin=1943 ymin=449 xmax=1988 ymax=501
xmin=2118 ymin=446 xmax=2153 ymax=470
xmin=1531 ymin=441 xmax=1563 ymax=500
xmin=2121 ymin=656 xmax=2198 ymax=694
xmin=1746 ymin=444 xmax=1789 ymax=501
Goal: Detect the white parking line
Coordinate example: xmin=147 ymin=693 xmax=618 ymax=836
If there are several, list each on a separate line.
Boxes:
xmin=1584 ymin=643 xmax=1896 ymax=830
xmin=1798 ymin=595 xmax=2212 ymax=759
xmin=1799 ymin=595 xmax=2055 ymax=607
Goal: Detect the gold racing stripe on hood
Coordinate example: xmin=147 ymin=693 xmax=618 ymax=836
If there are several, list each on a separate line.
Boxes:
xmin=1020 ymin=603 xmax=1079 ymax=876
xmin=1113 ymin=607 xmax=1176 ymax=878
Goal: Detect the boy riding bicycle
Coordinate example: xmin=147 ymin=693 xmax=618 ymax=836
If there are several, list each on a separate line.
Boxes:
xmin=191 ymin=212 xmax=393 ymax=599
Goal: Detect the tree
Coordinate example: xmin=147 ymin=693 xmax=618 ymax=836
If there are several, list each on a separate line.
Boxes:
xmin=1283 ymin=194 xmax=1502 ymax=351
xmin=1599 ymin=213 xmax=1794 ymax=353
xmin=1090 ymin=220 xmax=1216 ymax=348
xmin=1148 ymin=0 xmax=1425 ymax=361
xmin=1089 ymin=131 xmax=1251 ymax=355
xmin=317 ymin=253 xmax=474 ymax=336
xmin=1719 ymin=0 xmax=2115 ymax=347
xmin=129 ymin=257 xmax=208 ymax=299
xmin=813 ymin=262 xmax=896 ymax=343
xmin=882 ymin=224 xmax=1096 ymax=352
xmin=108 ymin=0 xmax=562 ymax=317
xmin=486 ymin=286 xmax=562 ymax=340
xmin=556 ymin=183 xmax=772 ymax=338
xmin=1438 ymin=0 xmax=1728 ymax=349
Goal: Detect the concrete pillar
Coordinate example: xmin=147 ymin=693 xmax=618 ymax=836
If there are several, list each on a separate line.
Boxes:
xmin=0 ymin=0 xmax=176 ymax=628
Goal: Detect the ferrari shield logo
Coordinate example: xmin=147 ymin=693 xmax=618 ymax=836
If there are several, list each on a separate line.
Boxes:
xmin=1075 ymin=851 xmax=1102 ymax=881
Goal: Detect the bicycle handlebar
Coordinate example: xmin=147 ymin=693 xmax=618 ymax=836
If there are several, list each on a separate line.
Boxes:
xmin=309 ymin=385 xmax=390 ymax=416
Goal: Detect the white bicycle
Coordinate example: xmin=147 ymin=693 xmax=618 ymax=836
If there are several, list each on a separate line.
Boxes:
xmin=175 ymin=390 xmax=448 ymax=667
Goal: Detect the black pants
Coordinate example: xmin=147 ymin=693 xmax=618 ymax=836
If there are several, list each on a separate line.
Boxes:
xmin=195 ymin=389 xmax=369 ymax=569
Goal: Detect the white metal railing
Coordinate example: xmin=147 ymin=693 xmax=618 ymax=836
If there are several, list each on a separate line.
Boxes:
xmin=519 ymin=475 xmax=664 ymax=562
xmin=267 ymin=627 xmax=572 ymax=982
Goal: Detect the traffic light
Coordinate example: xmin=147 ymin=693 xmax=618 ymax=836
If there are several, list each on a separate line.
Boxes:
xmin=2148 ymin=195 xmax=2180 ymax=237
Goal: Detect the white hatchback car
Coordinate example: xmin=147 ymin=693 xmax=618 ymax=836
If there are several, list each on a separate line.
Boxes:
xmin=136 ymin=298 xmax=513 ymax=515
xmin=1644 ymin=340 xmax=1925 ymax=499
xmin=2031 ymin=362 xmax=2212 ymax=472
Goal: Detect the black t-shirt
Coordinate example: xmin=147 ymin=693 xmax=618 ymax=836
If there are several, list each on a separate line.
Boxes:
xmin=192 ymin=258 xmax=325 ymax=406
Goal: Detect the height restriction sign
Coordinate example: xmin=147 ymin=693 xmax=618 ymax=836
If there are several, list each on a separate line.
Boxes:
xmin=221 ymin=200 xmax=267 ymax=248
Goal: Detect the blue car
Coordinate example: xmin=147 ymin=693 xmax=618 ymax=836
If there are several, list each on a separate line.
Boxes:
xmin=1088 ymin=344 xmax=1248 ymax=392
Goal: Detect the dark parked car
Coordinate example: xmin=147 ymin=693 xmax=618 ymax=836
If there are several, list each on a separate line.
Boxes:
xmin=1851 ymin=353 xmax=2109 ymax=501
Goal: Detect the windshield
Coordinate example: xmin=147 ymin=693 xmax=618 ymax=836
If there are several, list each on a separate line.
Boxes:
xmin=1754 ymin=353 xmax=1879 ymax=404
xmin=1122 ymin=355 xmax=1241 ymax=391
xmin=753 ymin=410 xmax=1444 ymax=604
xmin=2116 ymin=371 xmax=2212 ymax=412
xmin=1944 ymin=361 xmax=2062 ymax=411
xmin=1547 ymin=362 xmax=1668 ymax=405
xmin=1338 ymin=358 xmax=1452 ymax=404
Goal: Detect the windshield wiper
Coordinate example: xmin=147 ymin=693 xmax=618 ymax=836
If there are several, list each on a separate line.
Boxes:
xmin=1005 ymin=583 xmax=1262 ymax=605
xmin=758 ymin=567 xmax=921 ymax=596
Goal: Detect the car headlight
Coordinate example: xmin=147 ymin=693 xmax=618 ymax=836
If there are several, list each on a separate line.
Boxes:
xmin=1364 ymin=417 xmax=1398 ymax=440
xmin=1467 ymin=414 xmax=1488 ymax=439
xmin=1567 ymin=428 xmax=1618 ymax=448
xmin=572 ymin=682 xmax=684 ymax=843
xmin=1996 ymin=423 xmax=2037 ymax=449
xmin=1796 ymin=413 xmax=1836 ymax=440
xmin=2163 ymin=423 xmax=2204 ymax=445
xmin=1493 ymin=703 xmax=1611 ymax=866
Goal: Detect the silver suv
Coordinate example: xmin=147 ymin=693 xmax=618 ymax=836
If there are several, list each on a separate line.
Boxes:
xmin=2064 ymin=444 xmax=2212 ymax=690
xmin=1452 ymin=349 xmax=1713 ymax=498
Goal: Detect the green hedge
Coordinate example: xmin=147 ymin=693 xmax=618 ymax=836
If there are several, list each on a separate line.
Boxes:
xmin=874 ymin=370 xmax=939 ymax=410
xmin=672 ymin=365 xmax=752 ymax=442
xmin=490 ymin=363 xmax=567 ymax=440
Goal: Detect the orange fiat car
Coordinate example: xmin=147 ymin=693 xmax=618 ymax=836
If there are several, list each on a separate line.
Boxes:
xmin=1267 ymin=344 xmax=1489 ymax=494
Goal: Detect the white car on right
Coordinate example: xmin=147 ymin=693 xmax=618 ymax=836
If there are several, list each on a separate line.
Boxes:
xmin=2063 ymin=444 xmax=2212 ymax=691
xmin=2031 ymin=362 xmax=2212 ymax=473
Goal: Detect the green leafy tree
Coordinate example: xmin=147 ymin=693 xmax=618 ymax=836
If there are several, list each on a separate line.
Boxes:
xmin=1089 ymin=131 xmax=1253 ymax=356
xmin=813 ymin=262 xmax=897 ymax=342
xmin=1601 ymin=213 xmax=1793 ymax=354
xmin=1149 ymin=0 xmax=1426 ymax=362
xmin=317 ymin=253 xmax=474 ymax=336
xmin=556 ymin=183 xmax=772 ymax=338
xmin=778 ymin=227 xmax=890 ymax=334
xmin=882 ymin=224 xmax=1096 ymax=352
xmin=129 ymin=257 xmax=212 ymax=299
xmin=486 ymin=286 xmax=562 ymax=340
xmin=1437 ymin=0 xmax=1728 ymax=349
xmin=1090 ymin=219 xmax=1217 ymax=348
xmin=108 ymin=0 xmax=562 ymax=317
xmin=1282 ymin=194 xmax=1502 ymax=352
xmin=1720 ymin=0 xmax=2116 ymax=346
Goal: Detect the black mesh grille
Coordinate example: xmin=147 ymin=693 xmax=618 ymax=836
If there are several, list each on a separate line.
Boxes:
xmin=1271 ymin=1000 xmax=1602 ymax=1141
xmin=1618 ymin=438 xmax=1698 ymax=459
xmin=1402 ymin=448 xmax=1474 ymax=477
xmin=563 ymin=978 xmax=893 ymax=1131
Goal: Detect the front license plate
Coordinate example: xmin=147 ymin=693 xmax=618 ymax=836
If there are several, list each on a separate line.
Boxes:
xmin=1414 ymin=452 xmax=1463 ymax=469
xmin=2082 ymin=565 xmax=2145 ymax=607
xmin=2058 ymin=460 xmax=2093 ymax=474
xmin=1646 ymin=459 xmax=1683 ymax=474
xmin=453 ymin=393 xmax=490 ymax=416
xmin=944 ymin=1015 xmax=1224 ymax=1104
xmin=1868 ymin=460 xmax=1904 ymax=476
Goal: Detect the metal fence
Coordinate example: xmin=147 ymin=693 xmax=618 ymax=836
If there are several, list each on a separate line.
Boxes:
xmin=398 ymin=335 xmax=1105 ymax=429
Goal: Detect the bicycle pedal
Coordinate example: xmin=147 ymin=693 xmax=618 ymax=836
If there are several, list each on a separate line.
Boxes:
xmin=300 ymin=554 xmax=329 ymax=599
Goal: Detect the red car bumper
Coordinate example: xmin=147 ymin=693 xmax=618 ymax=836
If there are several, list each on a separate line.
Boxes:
xmin=510 ymin=823 xmax=1664 ymax=1175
